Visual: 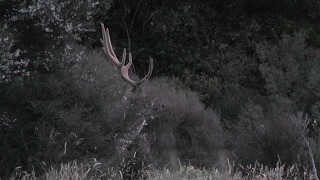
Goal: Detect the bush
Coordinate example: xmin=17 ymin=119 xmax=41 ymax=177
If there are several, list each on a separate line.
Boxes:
xmin=227 ymin=96 xmax=310 ymax=167
xmin=258 ymin=31 xmax=320 ymax=134
xmin=135 ymin=78 xmax=223 ymax=168
xmin=0 ymin=44 xmax=224 ymax=177
xmin=0 ymin=45 xmax=124 ymax=176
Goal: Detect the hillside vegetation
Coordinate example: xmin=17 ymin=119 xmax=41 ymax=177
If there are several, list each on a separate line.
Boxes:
xmin=1 ymin=0 xmax=320 ymax=179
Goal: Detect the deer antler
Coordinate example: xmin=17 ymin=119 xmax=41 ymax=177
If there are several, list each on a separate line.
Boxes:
xmin=100 ymin=23 xmax=153 ymax=90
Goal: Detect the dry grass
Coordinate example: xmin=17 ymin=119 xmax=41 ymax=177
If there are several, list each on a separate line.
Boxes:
xmin=6 ymin=159 xmax=317 ymax=180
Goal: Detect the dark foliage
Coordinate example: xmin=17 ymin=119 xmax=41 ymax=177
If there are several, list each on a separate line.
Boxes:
xmin=0 ymin=47 xmax=223 ymax=177
xmin=1 ymin=0 xmax=320 ymax=178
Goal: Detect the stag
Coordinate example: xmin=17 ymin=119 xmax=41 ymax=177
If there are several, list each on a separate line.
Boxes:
xmin=100 ymin=24 xmax=159 ymax=178
xmin=100 ymin=23 xmax=157 ymax=156
xmin=100 ymin=24 xmax=222 ymax=173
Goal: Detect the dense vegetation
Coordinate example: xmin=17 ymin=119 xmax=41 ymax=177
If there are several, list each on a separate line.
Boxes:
xmin=1 ymin=0 xmax=320 ymax=179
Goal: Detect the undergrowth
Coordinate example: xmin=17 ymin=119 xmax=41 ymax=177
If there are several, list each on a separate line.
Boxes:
xmin=5 ymin=159 xmax=317 ymax=180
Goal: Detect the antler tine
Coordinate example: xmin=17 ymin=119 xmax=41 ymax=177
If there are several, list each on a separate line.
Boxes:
xmin=100 ymin=23 xmax=121 ymax=66
xmin=120 ymin=52 xmax=139 ymax=88
xmin=101 ymin=23 xmax=153 ymax=90
xmin=137 ymin=58 xmax=154 ymax=85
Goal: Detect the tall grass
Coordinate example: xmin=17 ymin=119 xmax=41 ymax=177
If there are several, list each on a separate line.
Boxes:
xmin=6 ymin=159 xmax=317 ymax=180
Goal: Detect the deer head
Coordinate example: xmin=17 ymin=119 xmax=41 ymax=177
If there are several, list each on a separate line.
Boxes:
xmin=100 ymin=23 xmax=153 ymax=91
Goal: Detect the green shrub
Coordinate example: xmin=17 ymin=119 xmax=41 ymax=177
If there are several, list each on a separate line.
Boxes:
xmin=136 ymin=78 xmax=223 ymax=168
xmin=228 ymin=96 xmax=310 ymax=167
xmin=258 ymin=31 xmax=320 ymax=135
xmin=0 ymin=45 xmax=124 ymax=176
xmin=0 ymin=44 xmax=224 ymax=177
